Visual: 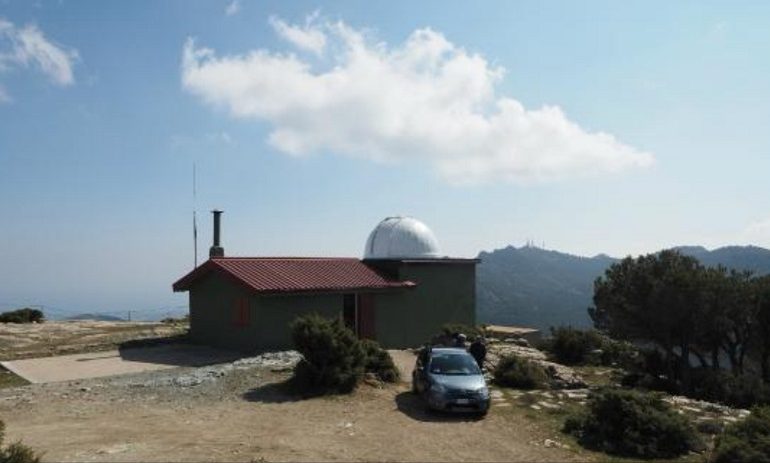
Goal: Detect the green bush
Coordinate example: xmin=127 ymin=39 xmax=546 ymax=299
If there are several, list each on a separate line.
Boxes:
xmin=0 ymin=420 xmax=40 ymax=463
xmin=563 ymin=388 xmax=701 ymax=458
xmin=493 ymin=355 xmax=549 ymax=389
xmin=0 ymin=309 xmax=44 ymax=324
xmin=545 ymin=327 xmax=639 ymax=367
xmin=360 ymin=339 xmax=400 ymax=383
xmin=713 ymin=406 xmax=770 ymax=463
xmin=596 ymin=336 xmax=639 ymax=368
xmin=290 ymin=313 xmax=366 ymax=394
xmin=689 ymin=370 xmax=770 ymax=409
xmin=546 ymin=326 xmax=603 ymax=365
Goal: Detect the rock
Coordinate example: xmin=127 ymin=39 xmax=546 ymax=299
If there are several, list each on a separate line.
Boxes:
xmin=511 ymin=338 xmax=531 ymax=347
xmin=543 ymin=439 xmax=568 ymax=449
xmin=538 ymin=401 xmax=559 ymax=410
xmin=80 ymin=386 xmax=91 ymax=392
xmin=173 ymin=376 xmax=203 ymax=387
xmin=562 ymin=389 xmax=588 ymax=400
xmin=362 ymin=373 xmax=381 ymax=388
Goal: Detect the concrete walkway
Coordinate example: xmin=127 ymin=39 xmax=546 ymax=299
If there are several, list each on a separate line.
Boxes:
xmin=1 ymin=344 xmax=241 ymax=384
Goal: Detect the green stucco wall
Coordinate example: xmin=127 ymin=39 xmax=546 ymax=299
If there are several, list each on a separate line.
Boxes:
xmin=370 ymin=261 xmax=476 ymax=348
xmin=188 ymin=272 xmax=342 ymax=352
xmin=186 ymin=260 xmax=476 ymax=352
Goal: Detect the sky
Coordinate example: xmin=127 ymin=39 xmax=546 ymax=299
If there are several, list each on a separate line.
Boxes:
xmin=1 ymin=0 xmax=769 ymax=315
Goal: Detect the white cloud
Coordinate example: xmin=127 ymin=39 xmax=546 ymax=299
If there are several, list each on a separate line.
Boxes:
xmin=268 ymin=13 xmax=326 ymax=56
xmin=0 ymin=84 xmax=9 ymax=103
xmin=225 ymin=0 xmax=240 ymax=17
xmin=0 ymin=17 xmax=78 ymax=97
xmin=181 ymin=16 xmax=654 ymax=185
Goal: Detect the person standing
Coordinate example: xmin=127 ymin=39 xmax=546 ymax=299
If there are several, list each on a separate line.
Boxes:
xmin=469 ymin=336 xmax=487 ymax=369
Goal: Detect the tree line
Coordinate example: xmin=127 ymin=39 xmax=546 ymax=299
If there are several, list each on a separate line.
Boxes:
xmin=590 ymin=250 xmax=770 ymax=389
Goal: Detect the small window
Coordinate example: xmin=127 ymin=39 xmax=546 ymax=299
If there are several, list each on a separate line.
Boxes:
xmin=234 ymin=298 xmax=250 ymax=327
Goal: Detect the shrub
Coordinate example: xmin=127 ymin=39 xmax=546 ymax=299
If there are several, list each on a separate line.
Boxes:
xmin=0 ymin=309 xmax=44 ymax=324
xmin=546 ymin=326 xmax=603 ymax=365
xmin=0 ymin=420 xmax=41 ymax=463
xmin=620 ymin=371 xmax=678 ymax=394
xmin=713 ymin=406 xmax=770 ymax=463
xmin=493 ymin=354 xmax=549 ymax=389
xmin=596 ymin=337 xmax=639 ymax=368
xmin=290 ymin=313 xmax=366 ymax=394
xmin=360 ymin=339 xmax=400 ymax=383
xmin=544 ymin=327 xmax=639 ymax=367
xmin=688 ymin=370 xmax=770 ymax=409
xmin=563 ymin=388 xmax=701 ymax=459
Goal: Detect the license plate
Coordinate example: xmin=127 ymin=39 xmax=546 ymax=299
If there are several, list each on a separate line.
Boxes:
xmin=456 ymin=398 xmax=470 ymax=405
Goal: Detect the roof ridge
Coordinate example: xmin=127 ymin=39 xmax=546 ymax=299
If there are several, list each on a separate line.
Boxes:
xmin=173 ymin=257 xmax=415 ymax=294
xmin=212 ymin=256 xmax=359 ymax=261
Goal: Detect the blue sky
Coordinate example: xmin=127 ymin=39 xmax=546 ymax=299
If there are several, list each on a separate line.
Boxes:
xmin=1 ymin=0 xmax=769 ymax=315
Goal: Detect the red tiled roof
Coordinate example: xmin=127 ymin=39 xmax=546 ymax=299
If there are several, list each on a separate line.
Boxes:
xmin=173 ymin=257 xmax=415 ymax=294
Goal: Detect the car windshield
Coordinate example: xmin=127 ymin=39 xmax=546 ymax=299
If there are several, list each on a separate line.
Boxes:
xmin=429 ymin=353 xmax=481 ymax=376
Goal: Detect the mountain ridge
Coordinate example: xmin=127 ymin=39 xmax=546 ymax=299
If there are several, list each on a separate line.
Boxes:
xmin=476 ymin=244 xmax=770 ymax=331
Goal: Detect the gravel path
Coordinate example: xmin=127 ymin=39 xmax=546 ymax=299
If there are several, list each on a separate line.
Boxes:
xmin=0 ymin=350 xmax=589 ymax=462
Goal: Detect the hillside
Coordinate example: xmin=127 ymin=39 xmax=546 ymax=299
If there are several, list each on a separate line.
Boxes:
xmin=476 ymin=244 xmax=770 ymax=331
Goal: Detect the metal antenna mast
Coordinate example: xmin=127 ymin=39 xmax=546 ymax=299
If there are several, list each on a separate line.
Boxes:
xmin=193 ymin=162 xmax=198 ymax=268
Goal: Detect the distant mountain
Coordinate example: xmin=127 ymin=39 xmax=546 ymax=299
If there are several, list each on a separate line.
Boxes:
xmin=673 ymin=245 xmax=770 ymax=275
xmin=64 ymin=313 xmax=126 ymax=322
xmin=476 ymin=245 xmax=770 ymax=332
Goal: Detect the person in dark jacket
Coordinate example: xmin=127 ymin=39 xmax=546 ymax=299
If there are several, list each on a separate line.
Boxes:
xmin=469 ymin=336 xmax=487 ymax=369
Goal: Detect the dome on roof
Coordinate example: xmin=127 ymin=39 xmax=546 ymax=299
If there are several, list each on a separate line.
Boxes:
xmin=364 ymin=216 xmax=441 ymax=259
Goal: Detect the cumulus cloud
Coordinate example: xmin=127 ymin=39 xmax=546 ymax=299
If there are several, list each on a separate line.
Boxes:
xmin=268 ymin=13 xmax=326 ymax=56
xmin=181 ymin=15 xmax=654 ymax=184
xmin=225 ymin=0 xmax=240 ymax=17
xmin=0 ymin=17 xmax=78 ymax=100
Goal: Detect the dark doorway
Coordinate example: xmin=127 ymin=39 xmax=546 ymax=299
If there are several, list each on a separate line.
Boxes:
xmin=343 ymin=294 xmax=357 ymax=333
xmin=357 ymin=294 xmax=376 ymax=339
xmin=342 ymin=294 xmax=376 ymax=339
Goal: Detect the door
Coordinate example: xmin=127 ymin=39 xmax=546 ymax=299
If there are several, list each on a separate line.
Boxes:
xmin=357 ymin=294 xmax=376 ymax=340
xmin=343 ymin=294 xmax=357 ymax=333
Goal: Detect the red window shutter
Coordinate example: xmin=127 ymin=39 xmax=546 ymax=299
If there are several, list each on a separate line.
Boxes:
xmin=234 ymin=298 xmax=250 ymax=327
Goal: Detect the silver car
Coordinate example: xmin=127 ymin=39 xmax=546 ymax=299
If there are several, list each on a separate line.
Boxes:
xmin=412 ymin=347 xmax=490 ymax=415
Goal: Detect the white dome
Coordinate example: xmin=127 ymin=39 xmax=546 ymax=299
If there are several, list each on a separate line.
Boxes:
xmin=364 ymin=216 xmax=441 ymax=259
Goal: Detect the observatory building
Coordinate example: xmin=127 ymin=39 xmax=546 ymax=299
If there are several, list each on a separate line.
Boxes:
xmin=173 ymin=214 xmax=478 ymax=350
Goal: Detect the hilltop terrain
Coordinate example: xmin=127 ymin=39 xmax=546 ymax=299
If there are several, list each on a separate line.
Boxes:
xmin=477 ymin=244 xmax=770 ymax=330
xmin=0 ymin=320 xmax=187 ymax=361
xmin=0 ymin=322 xmax=589 ymax=462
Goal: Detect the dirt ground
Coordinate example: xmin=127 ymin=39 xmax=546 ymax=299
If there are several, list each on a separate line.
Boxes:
xmin=2 ymin=344 xmax=242 ymax=383
xmin=0 ymin=350 xmax=594 ymax=462
xmin=0 ymin=320 xmax=187 ymax=361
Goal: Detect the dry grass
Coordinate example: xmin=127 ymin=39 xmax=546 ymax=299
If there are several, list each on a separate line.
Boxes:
xmin=0 ymin=366 xmax=28 ymax=389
